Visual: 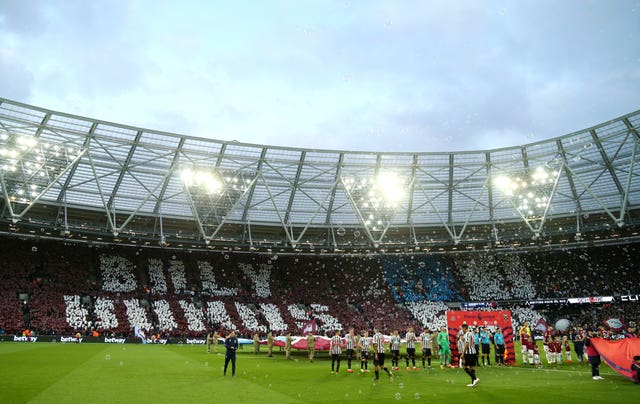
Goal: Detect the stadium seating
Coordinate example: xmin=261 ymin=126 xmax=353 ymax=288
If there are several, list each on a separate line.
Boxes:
xmin=0 ymin=236 xmax=638 ymax=339
xmin=451 ymin=253 xmax=537 ymax=301
xmin=384 ymin=255 xmax=463 ymax=303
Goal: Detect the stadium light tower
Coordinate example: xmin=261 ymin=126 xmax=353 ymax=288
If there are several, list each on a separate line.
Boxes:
xmin=0 ymin=132 xmax=85 ymax=222
xmin=180 ymin=168 xmax=224 ymax=194
xmin=342 ymin=171 xmax=408 ymax=245
xmin=494 ymin=165 xmax=562 ymax=238
xmin=180 ymin=166 xmax=255 ymax=242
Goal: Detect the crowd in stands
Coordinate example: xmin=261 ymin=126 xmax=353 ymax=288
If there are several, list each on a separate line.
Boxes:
xmin=0 ymin=236 xmax=637 ymax=340
xmin=199 ymin=261 xmax=237 ymax=296
xmin=452 ymin=253 xmax=537 ymax=301
xmin=239 ymin=263 xmax=271 ymax=298
xmin=509 ymin=306 xmax=544 ymax=334
xmin=64 ymin=295 xmax=90 ymax=330
xmin=385 ymin=256 xmax=463 ymax=302
xmin=101 ymin=255 xmax=138 ymax=292
xmin=94 ymin=297 xmax=119 ymax=329
xmin=405 ymin=301 xmax=449 ymax=331
xmin=523 ymin=245 xmax=639 ymax=298
xmin=179 ymin=300 xmax=206 ymax=332
xmin=149 ymin=300 xmax=175 ymax=332
xmin=0 ymin=292 xmax=25 ymax=333
xmin=259 ymin=303 xmax=288 ymax=331
xmin=235 ymin=302 xmax=267 ymax=333
xmin=167 ymin=260 xmax=187 ymax=293
xmin=206 ymin=301 xmax=235 ymax=330
xmin=123 ymin=298 xmax=152 ymax=331
xmin=29 ymin=289 xmax=74 ymax=334
xmin=147 ymin=259 xmax=168 ymax=294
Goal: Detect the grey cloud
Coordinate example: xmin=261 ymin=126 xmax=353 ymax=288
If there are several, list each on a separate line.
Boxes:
xmin=1 ymin=0 xmax=638 ymax=154
xmin=0 ymin=57 xmax=34 ymax=102
xmin=0 ymin=0 xmax=49 ymax=35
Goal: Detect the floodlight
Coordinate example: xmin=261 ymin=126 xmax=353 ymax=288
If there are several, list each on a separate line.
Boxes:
xmin=374 ymin=172 xmax=404 ymax=203
xmin=180 ymin=168 xmax=193 ymax=184
xmin=16 ymin=135 xmax=37 ymax=149
xmin=494 ymin=175 xmax=514 ymax=195
xmin=493 ymin=165 xmax=561 ymax=237
xmin=180 ymin=168 xmax=224 ymax=194
xmin=340 ymin=171 xmax=408 ymax=242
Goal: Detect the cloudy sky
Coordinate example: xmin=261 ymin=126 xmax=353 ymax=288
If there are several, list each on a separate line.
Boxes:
xmin=1 ymin=0 xmax=638 ymax=152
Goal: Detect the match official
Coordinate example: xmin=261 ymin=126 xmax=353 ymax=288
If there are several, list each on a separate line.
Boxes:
xmin=223 ymin=330 xmax=239 ymax=377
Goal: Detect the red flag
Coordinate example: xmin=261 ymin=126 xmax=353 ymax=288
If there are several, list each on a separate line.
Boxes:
xmin=301 ymin=320 xmax=316 ymax=336
xmin=290 ymin=335 xmax=332 ymax=351
xmin=292 ymin=337 xmax=309 ymax=350
xmin=535 ymin=318 xmax=549 ymax=333
xmin=590 ymin=338 xmax=640 ymax=381
xmin=602 ymin=318 xmax=625 ymax=332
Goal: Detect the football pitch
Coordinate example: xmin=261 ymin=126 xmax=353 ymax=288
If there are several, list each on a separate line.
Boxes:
xmin=0 ymin=342 xmax=637 ymax=403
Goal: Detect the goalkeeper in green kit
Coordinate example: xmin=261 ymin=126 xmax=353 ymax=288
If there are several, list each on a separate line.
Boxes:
xmin=437 ymin=326 xmax=452 ymax=368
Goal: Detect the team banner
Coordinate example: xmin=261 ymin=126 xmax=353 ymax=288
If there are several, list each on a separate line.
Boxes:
xmin=567 ymin=296 xmax=614 ymax=304
xmin=526 ymin=298 xmax=567 ymax=305
xmin=590 ymin=337 xmax=640 ymax=382
xmin=446 ymin=310 xmax=515 ymax=364
xmin=460 ymin=302 xmax=490 ymax=309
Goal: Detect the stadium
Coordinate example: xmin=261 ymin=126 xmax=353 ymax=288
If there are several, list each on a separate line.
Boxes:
xmin=0 ymin=97 xmax=639 ymax=402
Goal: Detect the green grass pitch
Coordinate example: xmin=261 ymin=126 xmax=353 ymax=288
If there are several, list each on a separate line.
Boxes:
xmin=0 ymin=342 xmax=637 ymax=403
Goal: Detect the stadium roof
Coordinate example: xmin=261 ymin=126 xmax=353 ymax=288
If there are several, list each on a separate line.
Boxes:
xmin=1 ymin=97 xmax=639 ymax=253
